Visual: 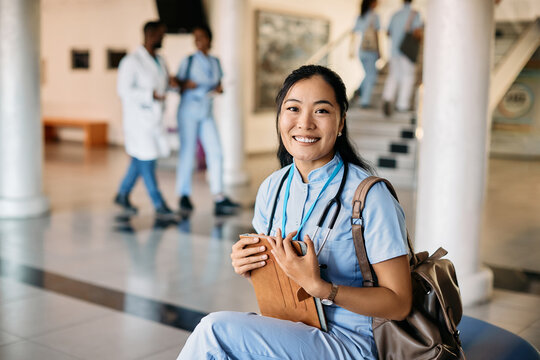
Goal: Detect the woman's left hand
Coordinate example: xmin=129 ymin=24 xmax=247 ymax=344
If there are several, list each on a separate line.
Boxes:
xmin=267 ymin=229 xmax=326 ymax=297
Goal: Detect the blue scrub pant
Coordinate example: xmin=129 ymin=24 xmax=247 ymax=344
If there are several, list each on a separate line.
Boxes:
xmin=359 ymin=51 xmax=379 ymax=107
xmin=176 ymin=114 xmax=223 ymax=196
xmin=118 ymin=157 xmax=164 ymax=209
xmin=177 ymin=311 xmax=371 ymax=359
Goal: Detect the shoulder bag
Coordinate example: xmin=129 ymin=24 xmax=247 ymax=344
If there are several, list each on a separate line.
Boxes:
xmin=362 ymin=13 xmax=379 ymax=53
xmin=399 ymin=10 xmax=420 ymax=62
xmin=352 ymin=176 xmax=465 ymax=359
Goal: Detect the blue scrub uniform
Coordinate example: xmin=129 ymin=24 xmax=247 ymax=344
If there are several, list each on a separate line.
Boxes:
xmin=353 ymin=11 xmax=381 ymax=107
xmin=177 ymin=154 xmax=408 ymax=359
xmin=176 ymin=51 xmax=224 ymax=196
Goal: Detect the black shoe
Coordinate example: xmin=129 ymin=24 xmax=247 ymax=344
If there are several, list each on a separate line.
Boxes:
xmin=114 ymin=193 xmax=137 ymax=214
xmin=155 ymin=203 xmax=175 ymax=218
xmin=179 ymin=195 xmax=193 ymax=212
xmin=383 ymin=101 xmax=393 ymax=117
xmin=214 ymin=197 xmax=240 ymax=216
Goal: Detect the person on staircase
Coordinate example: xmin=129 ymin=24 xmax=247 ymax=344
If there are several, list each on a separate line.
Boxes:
xmin=350 ymin=0 xmax=381 ymax=109
xmin=381 ymin=0 xmax=423 ymax=116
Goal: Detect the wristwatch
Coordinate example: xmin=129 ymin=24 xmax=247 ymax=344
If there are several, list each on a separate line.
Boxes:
xmin=321 ymin=283 xmax=339 ymax=306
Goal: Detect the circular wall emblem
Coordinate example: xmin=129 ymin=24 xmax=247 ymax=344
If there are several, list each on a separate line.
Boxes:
xmin=497 ymin=83 xmax=534 ymax=119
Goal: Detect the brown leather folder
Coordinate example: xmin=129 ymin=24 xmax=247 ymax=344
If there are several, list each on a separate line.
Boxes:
xmin=241 ymin=234 xmax=327 ymax=331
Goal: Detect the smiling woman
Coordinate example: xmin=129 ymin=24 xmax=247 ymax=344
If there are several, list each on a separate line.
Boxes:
xmin=176 ymin=65 xmax=412 ymax=360
xmin=275 ymin=66 xmax=374 ymax=182
xmin=278 ymin=76 xmax=343 ymax=181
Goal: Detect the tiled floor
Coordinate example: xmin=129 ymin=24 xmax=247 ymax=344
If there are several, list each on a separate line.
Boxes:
xmin=0 ymin=142 xmax=539 ymax=359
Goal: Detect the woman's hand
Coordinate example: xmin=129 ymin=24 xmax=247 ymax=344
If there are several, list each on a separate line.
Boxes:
xmin=169 ymin=76 xmax=180 ymax=88
xmin=230 ymin=236 xmax=268 ymax=279
xmin=179 ymin=79 xmax=198 ymax=93
xmin=267 ymin=229 xmax=327 ymax=298
xmin=214 ymin=83 xmax=223 ymax=94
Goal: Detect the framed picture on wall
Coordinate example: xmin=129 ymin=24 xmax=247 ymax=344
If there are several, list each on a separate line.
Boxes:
xmin=107 ymin=49 xmax=127 ymax=69
xmin=71 ymin=49 xmax=90 ymax=70
xmin=255 ymin=10 xmax=330 ymax=112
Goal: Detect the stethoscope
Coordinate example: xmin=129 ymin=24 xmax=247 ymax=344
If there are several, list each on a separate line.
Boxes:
xmin=265 ymin=161 xmax=349 ymax=265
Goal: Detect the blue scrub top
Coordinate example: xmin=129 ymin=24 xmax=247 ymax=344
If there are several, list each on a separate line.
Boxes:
xmin=387 ymin=4 xmax=423 ymax=57
xmin=252 ymin=153 xmax=408 ymax=354
xmin=176 ymin=51 xmax=223 ymax=112
xmin=353 ymin=11 xmax=381 ymax=34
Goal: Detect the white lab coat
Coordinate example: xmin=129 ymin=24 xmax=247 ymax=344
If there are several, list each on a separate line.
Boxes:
xmin=117 ymin=45 xmax=170 ymax=160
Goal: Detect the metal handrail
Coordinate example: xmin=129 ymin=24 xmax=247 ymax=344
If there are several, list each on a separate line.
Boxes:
xmin=304 ymin=28 xmax=353 ymax=65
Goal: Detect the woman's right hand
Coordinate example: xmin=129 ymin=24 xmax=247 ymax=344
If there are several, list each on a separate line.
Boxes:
xmin=231 ymin=236 xmax=268 ymax=278
xmin=183 ymin=80 xmax=198 ymax=89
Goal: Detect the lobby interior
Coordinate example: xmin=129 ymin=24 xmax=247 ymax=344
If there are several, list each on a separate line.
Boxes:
xmin=1 ymin=0 xmax=540 ymax=359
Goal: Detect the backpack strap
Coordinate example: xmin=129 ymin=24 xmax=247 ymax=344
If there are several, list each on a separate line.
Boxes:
xmin=352 ymin=176 xmax=416 ymax=287
xmin=404 ymin=10 xmax=417 ymax=33
xmin=184 ymin=54 xmax=194 ymax=80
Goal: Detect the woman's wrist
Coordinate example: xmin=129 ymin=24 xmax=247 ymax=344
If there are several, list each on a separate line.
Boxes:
xmin=307 ymin=279 xmax=332 ymax=299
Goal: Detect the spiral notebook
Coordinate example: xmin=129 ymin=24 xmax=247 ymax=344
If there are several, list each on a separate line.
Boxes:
xmin=240 ymin=234 xmax=328 ymax=331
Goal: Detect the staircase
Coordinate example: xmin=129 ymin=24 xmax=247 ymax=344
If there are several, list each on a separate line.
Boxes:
xmin=494 ymin=21 xmax=535 ymax=67
xmin=347 ymin=107 xmax=418 ymax=188
xmin=344 ymin=19 xmax=539 ymax=188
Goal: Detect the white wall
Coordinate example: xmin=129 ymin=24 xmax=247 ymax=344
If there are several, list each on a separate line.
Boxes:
xmin=495 ymin=0 xmax=540 ymax=21
xmin=41 ymin=0 xmax=193 ymax=145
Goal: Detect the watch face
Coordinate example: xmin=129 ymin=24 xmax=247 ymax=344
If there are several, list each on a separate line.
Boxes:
xmin=321 ymin=298 xmax=333 ymax=306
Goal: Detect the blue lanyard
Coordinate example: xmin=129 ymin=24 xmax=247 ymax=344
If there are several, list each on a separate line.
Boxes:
xmin=282 ymin=160 xmax=344 ymax=240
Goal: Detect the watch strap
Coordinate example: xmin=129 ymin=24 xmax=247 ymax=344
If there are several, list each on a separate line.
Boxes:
xmin=327 ymin=283 xmax=339 ymax=302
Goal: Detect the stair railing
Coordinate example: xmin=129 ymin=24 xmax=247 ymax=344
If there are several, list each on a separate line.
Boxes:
xmin=490 ymin=17 xmax=540 ymax=112
xmin=304 ymin=28 xmax=353 ymax=65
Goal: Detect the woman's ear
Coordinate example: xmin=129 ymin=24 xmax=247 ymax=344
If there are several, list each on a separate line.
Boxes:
xmin=339 ymin=116 xmax=345 ymax=134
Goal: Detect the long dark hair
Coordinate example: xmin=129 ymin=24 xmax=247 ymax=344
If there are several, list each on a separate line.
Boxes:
xmin=275 ymin=65 xmax=373 ymax=173
xmin=360 ymin=0 xmax=376 ymax=17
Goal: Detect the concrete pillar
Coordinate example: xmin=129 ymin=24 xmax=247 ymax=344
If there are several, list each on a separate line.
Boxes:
xmin=213 ymin=0 xmax=249 ymax=186
xmin=0 ymin=0 xmax=49 ymax=218
xmin=415 ymin=0 xmax=494 ymax=306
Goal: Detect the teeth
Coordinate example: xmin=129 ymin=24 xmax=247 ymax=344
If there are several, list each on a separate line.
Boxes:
xmin=295 ymin=136 xmax=318 ymax=143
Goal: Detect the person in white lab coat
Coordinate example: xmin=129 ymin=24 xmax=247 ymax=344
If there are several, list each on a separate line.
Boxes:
xmin=114 ymin=21 xmax=174 ymax=217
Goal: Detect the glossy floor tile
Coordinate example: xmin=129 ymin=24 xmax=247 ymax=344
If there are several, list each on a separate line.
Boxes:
xmin=0 ymin=341 xmax=80 ymax=360
xmin=32 ymin=312 xmax=189 ymax=360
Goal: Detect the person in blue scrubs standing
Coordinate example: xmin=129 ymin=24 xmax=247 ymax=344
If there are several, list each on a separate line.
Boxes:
xmin=350 ymin=0 xmax=380 ymax=108
xmin=175 ymin=25 xmax=240 ymax=216
xmin=176 ymin=65 xmax=413 ymax=359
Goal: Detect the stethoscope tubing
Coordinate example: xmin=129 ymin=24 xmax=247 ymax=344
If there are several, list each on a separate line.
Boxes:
xmin=265 ymin=160 xmax=349 ymax=258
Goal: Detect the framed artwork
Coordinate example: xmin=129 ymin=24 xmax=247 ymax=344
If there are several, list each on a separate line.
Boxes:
xmin=255 ymin=10 xmax=330 ymax=111
xmin=107 ymin=49 xmax=127 ymax=69
xmin=71 ymin=49 xmax=90 ymax=69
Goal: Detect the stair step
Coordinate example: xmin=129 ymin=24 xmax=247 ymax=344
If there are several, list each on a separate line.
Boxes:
xmin=348 ymin=121 xmax=416 ymax=138
xmin=375 ymin=168 xmax=416 ymax=189
xmin=348 ymin=108 xmax=416 ymax=124
xmin=352 ymin=135 xmax=417 ymax=154
xmin=362 ymin=151 xmax=416 ymax=170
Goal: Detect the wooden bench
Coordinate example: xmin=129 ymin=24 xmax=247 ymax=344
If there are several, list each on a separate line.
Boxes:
xmin=43 ymin=118 xmax=108 ymax=148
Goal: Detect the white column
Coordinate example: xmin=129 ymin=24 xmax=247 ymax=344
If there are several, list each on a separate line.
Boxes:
xmin=0 ymin=0 xmax=49 ymax=218
xmin=213 ymin=0 xmax=249 ymax=186
xmin=415 ymin=0 xmax=493 ymax=306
